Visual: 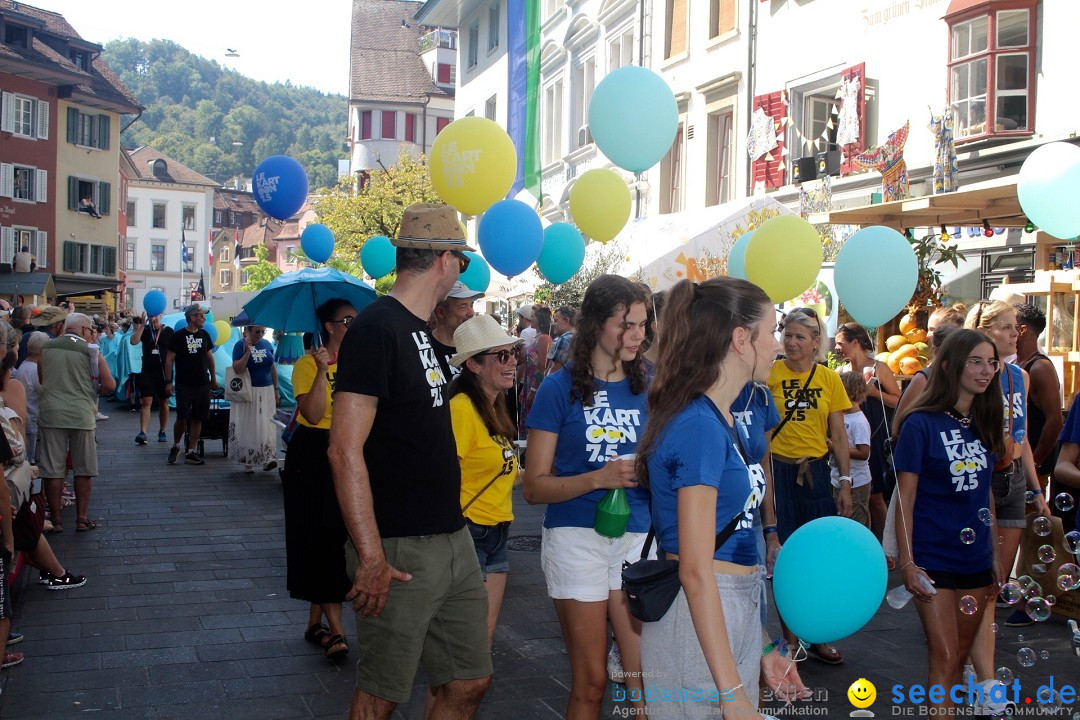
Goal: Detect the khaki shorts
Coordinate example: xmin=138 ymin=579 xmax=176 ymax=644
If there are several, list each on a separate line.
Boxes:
xmin=37 ymin=427 xmax=98 ymax=478
xmin=833 ymin=483 xmax=872 ymax=529
xmin=346 ymin=525 xmax=492 ymax=703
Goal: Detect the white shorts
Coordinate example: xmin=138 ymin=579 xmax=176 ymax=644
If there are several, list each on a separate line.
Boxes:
xmin=541 ymin=526 xmax=650 ymax=602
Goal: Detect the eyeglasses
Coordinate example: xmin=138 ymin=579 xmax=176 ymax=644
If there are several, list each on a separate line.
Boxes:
xmin=965 ymin=357 xmax=1001 ymax=372
xmin=789 ymin=306 xmax=818 ymax=320
xmin=328 ymin=316 xmax=354 ymax=327
xmin=451 ymin=250 xmax=471 ymax=273
xmin=476 ymin=348 xmax=516 ymax=364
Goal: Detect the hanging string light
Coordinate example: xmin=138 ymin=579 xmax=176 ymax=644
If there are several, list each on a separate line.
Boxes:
xmin=940 ymin=224 xmax=949 ymax=242
xmin=1024 ymin=219 xmax=1036 ymax=233
xmin=983 ymin=220 xmax=994 ymax=238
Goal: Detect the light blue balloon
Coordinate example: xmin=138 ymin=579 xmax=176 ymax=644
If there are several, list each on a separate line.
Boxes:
xmin=143 ymin=289 xmax=166 ymax=317
xmin=360 ymin=235 xmax=395 ymax=279
xmin=301 ymin=223 xmax=335 ymax=264
xmin=727 ymin=231 xmax=753 ymax=280
xmin=589 ymin=66 xmax=679 ymax=173
xmin=834 ymin=226 xmax=918 ymax=328
xmin=773 ymin=517 xmax=887 ymax=644
xmin=538 ymin=223 xmax=586 ymax=285
xmin=174 ymin=318 xmax=187 ymax=331
xmin=478 ymin=200 xmax=543 ymax=277
xmin=205 ymin=321 xmax=218 ymax=345
xmin=459 ymin=251 xmax=490 ymax=293
xmin=1017 ymin=142 xmax=1080 ymax=240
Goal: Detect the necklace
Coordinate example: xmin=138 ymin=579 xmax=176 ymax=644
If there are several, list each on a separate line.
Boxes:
xmin=946 ymin=407 xmax=971 ymax=428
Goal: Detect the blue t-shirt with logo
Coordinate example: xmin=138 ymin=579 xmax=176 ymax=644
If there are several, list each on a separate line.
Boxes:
xmin=526 ymin=369 xmax=650 ymax=531
xmin=646 ymin=395 xmax=766 ymax=566
xmin=234 ymin=338 xmax=275 ymax=387
xmin=733 ymin=382 xmax=780 ymax=465
xmin=895 ymin=411 xmax=995 ymax=573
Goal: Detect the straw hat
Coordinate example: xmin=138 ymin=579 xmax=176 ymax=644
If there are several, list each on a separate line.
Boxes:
xmin=450 ymin=315 xmax=521 ymax=368
xmin=395 ymin=203 xmax=476 ymax=252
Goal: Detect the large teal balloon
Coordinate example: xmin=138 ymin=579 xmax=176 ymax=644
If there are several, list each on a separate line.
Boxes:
xmin=834 ymin=226 xmax=917 ymax=328
xmin=360 ymin=235 xmax=395 ymax=279
xmin=1017 ymin=142 xmax=1080 ymax=240
xmin=727 ymin=231 xmax=753 ymax=280
xmin=478 ymin=200 xmax=543 ymax=277
xmin=459 ymin=251 xmax=490 ymax=293
xmin=589 ymin=67 xmax=678 ymax=173
xmin=538 ymin=223 xmax=586 ymax=285
xmin=773 ymin=517 xmax=887 ymax=644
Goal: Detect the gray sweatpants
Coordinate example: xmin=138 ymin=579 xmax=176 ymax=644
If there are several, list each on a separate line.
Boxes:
xmin=640 ymin=568 xmax=765 ymax=719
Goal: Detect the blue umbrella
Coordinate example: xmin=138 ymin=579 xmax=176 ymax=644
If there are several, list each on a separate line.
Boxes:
xmin=274 ymin=333 xmax=307 ymax=364
xmin=242 ymin=267 xmax=377 ymax=333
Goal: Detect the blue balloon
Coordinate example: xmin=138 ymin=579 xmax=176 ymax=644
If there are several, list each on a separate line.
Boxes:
xmin=143 ymin=289 xmax=166 ymax=317
xmin=459 ymin=251 xmax=490 ymax=293
xmin=360 ymin=235 xmax=395 ymax=279
xmin=834 ymin=226 xmax=918 ymax=328
xmin=727 ymin=231 xmax=753 ymax=280
xmin=205 ymin=321 xmax=218 ymax=345
xmin=478 ymin=200 xmax=543 ymax=277
xmin=773 ymin=517 xmax=887 ymax=644
xmin=253 ymin=155 xmax=309 ymax=220
xmin=174 ymin=318 xmax=187 ymax=331
xmin=1017 ymin=142 xmax=1080 ymax=240
xmin=589 ymin=67 xmax=678 ymax=173
xmin=301 ymin=223 xmax=335 ymax=264
xmin=538 ymin=223 xmax=586 ymax=285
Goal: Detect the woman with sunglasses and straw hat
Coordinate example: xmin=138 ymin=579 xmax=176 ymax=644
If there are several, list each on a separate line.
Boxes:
xmin=768 ymin=306 xmax=852 ymax=665
xmin=448 ymin=314 xmax=523 ymax=646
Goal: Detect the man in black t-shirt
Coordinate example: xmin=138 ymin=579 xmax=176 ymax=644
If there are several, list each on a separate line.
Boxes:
xmin=330 ymin=204 xmax=492 ymax=717
xmin=163 ymin=304 xmax=218 ymax=466
xmin=129 ymin=312 xmax=174 ymax=445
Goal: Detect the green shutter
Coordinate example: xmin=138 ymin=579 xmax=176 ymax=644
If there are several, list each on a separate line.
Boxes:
xmin=67 ymin=176 xmax=78 ymax=210
xmin=97 ymin=181 xmax=110 ymax=215
xmin=97 ymin=114 xmax=109 ymax=150
xmin=66 ymin=107 xmax=78 ymax=144
xmin=103 ymin=246 xmax=116 ymax=276
xmin=63 ymin=241 xmax=78 ymax=272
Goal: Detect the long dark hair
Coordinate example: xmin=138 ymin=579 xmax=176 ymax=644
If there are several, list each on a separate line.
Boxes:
xmin=568 ymin=275 xmax=648 ymax=405
xmin=449 ymin=360 xmax=516 ymax=440
xmin=895 ymin=328 xmax=1005 ymax=457
xmin=837 ymin=322 xmax=874 ymax=355
xmin=636 ymin=277 xmax=773 ymax=486
xmin=316 ymin=298 xmax=352 ymax=344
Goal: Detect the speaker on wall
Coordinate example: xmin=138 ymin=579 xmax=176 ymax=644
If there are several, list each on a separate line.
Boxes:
xmin=816 ymin=150 xmax=841 ymax=177
xmin=793 ymin=157 xmax=817 ymax=184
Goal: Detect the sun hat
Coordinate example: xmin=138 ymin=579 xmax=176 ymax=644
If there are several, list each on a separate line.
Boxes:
xmin=394 ymin=203 xmax=476 ymax=252
xmin=184 ymin=303 xmax=208 ymax=318
xmin=30 ymin=305 xmax=68 ymax=326
xmin=446 ymin=281 xmax=484 ymax=300
xmin=450 ymin=315 xmax=522 ymax=368
xmin=516 ymin=305 xmax=534 ymax=322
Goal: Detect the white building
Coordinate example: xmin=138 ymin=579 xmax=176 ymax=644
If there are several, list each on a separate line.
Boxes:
xmin=124 ymin=147 xmax=215 ymax=312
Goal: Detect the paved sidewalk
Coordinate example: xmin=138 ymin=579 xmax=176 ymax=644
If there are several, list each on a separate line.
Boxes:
xmin=0 ymin=400 xmax=1077 ymax=718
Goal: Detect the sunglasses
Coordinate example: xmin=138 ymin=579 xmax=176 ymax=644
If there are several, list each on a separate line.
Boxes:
xmin=451 ymin=250 xmax=470 ymax=273
xmin=476 ymin=348 xmax=517 ymax=364
xmin=328 ymin=316 xmax=354 ymax=326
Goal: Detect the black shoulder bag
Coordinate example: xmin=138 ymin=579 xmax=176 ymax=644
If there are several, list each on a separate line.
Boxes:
xmin=770 ymin=363 xmax=818 ymax=439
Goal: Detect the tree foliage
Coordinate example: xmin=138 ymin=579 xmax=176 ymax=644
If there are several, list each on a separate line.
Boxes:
xmin=534 ymin=240 xmax=627 ymax=309
xmin=103 ymin=38 xmax=346 ymax=189
xmin=240 ymin=245 xmax=282 ymax=291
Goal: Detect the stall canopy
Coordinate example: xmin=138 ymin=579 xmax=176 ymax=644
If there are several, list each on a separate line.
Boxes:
xmin=807 ymin=177 xmax=1026 ymax=231
xmin=0 ymin=271 xmax=55 ymax=303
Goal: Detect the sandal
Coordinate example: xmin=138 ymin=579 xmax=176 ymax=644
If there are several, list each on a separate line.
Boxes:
xmin=807 ymin=643 xmax=843 ymax=665
xmin=2 ymin=652 xmax=23 ymax=669
xmin=304 ymin=623 xmax=330 ymax=646
xmin=324 ymin=633 xmax=349 ymax=660
xmin=75 ymin=518 xmax=97 ymax=532
xmin=44 ymin=524 xmax=63 ymax=535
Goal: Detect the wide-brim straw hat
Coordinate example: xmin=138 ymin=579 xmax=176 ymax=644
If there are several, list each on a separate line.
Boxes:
xmin=450 ymin=314 xmax=522 ymax=368
xmin=394 ymin=203 xmax=476 ymax=252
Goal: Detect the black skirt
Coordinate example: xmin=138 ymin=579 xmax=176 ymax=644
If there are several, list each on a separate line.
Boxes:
xmin=282 ymin=423 xmax=351 ymax=604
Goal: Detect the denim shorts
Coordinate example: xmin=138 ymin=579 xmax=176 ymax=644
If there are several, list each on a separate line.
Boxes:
xmin=467 ymin=519 xmax=510 ymax=578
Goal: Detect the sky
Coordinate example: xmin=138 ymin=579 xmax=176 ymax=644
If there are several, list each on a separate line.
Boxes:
xmin=34 ymin=0 xmax=355 ymax=96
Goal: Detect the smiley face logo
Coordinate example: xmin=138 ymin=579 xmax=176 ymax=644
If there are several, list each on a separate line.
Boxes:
xmin=847 ymin=678 xmax=876 ymax=709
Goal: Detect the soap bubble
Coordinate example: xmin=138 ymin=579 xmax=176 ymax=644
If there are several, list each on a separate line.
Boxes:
xmin=999 ymin=582 xmax=1023 ymax=604
xmin=1017 ymin=574 xmax=1036 ymax=590
xmin=1025 ymin=490 xmax=1036 ymax=504
xmin=960 ymin=527 xmax=977 ymax=544
xmin=991 ymin=622 xmax=999 ymax=632
xmin=995 ymin=666 xmax=1014 ymax=684
xmin=959 ymin=595 xmax=978 ymax=614
xmin=1046 ymin=594 xmax=1057 ymax=606
xmin=1056 ymin=492 xmax=1076 ymax=512
xmin=1057 ymin=563 xmax=1080 ymax=591
xmin=1025 ymin=597 xmax=1051 ymax=622
xmin=1039 ymin=649 xmax=1050 ymax=661
xmin=1065 ymin=530 xmax=1080 ymax=555
xmin=1017 ymin=647 xmax=1037 ymax=667
xmin=1038 ymin=544 xmax=1057 ymax=563
xmin=978 ymin=507 xmax=994 ymax=525
xmin=1017 ymin=635 xmax=1024 ymax=642
xmin=1033 ymin=516 xmax=1052 ymax=536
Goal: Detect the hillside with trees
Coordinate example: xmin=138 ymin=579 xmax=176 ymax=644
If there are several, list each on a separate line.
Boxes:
xmin=103 ymin=38 xmax=347 ymax=189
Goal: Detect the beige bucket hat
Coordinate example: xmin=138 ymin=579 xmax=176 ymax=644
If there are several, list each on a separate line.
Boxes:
xmin=394 ymin=203 xmax=476 ymax=252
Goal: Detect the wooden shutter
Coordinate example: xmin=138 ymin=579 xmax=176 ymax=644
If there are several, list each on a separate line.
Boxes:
xmin=35 ymin=168 xmax=47 ymax=203
xmin=667 ymin=0 xmax=687 ymax=57
xmin=718 ymin=0 xmax=736 ymax=36
xmin=36 ymin=99 xmax=48 ymax=139
xmin=1 ymin=92 xmax=13 ymax=134
xmin=33 ymin=230 xmax=47 ymax=268
xmin=103 ymin=246 xmax=117 ymax=276
xmin=63 ymin=241 xmax=79 ymax=272
xmin=405 ymin=114 xmax=416 ymax=142
xmin=98 ymin=114 xmax=110 ymax=150
xmin=98 ymin=181 xmax=111 ymax=215
xmin=839 ymin=63 xmax=866 ymax=175
xmin=67 ymin=107 xmax=78 ymax=143
xmin=68 ymin=176 xmax=79 ymax=210
xmin=0 ymin=227 xmax=13 ymax=264
xmin=437 ymin=63 xmax=451 ymax=83
xmin=0 ymin=164 xmax=12 ymax=199
xmin=361 ymin=111 xmax=371 ymax=140
xmin=750 ymin=91 xmax=787 ymax=190
xmin=381 ymin=111 xmax=396 ymax=139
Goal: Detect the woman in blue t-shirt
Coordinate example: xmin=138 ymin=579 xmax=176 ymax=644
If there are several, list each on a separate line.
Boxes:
xmin=524 ymin=275 xmax=650 ymax=719
xmin=894 ymin=329 xmax=1006 ymax=710
xmin=635 ymin=277 xmax=780 ymax=720
xmin=228 ymin=325 xmax=280 ymax=473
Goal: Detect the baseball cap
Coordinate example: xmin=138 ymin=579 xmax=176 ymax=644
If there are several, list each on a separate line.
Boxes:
xmin=446 ymin=281 xmax=483 ymax=300
xmin=516 ymin=305 xmax=534 ymax=322
xmin=184 ymin=304 xmax=208 ymax=318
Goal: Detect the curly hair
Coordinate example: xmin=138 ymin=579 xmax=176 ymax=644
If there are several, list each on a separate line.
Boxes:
xmin=567 ymin=275 xmax=648 ymax=406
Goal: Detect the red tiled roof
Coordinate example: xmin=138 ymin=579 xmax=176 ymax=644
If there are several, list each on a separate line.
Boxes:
xmin=349 ymin=0 xmax=450 ymax=104
xmin=128 ymin=146 xmax=218 ymax=187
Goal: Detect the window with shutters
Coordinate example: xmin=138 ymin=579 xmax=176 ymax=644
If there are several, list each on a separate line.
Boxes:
xmin=788 ymin=63 xmax=869 ymax=178
xmin=659 ymin=114 xmax=686 ymax=215
xmin=219 ymin=269 xmax=232 ymax=286
xmin=13 ymin=96 xmax=32 ymax=136
xmin=607 ymin=25 xmax=634 ymax=72
xmin=152 ymin=203 xmax=166 ymax=229
xmin=665 ymin=0 xmax=688 ymax=59
xmin=360 ymin=111 xmax=372 ymax=140
xmin=706 ymin=109 xmax=735 ymax=207
xmin=62 ymin=241 xmax=87 ymax=273
xmin=749 ymin=91 xmax=787 ymax=191
xmin=405 ymin=113 xmax=416 ymax=142
xmin=220 ymin=245 xmax=231 ymax=263
xmin=68 ymin=177 xmax=110 ymax=214
xmin=151 ymin=244 xmax=165 ymax=272
xmin=381 ymin=111 xmax=396 ymax=140
xmin=66 ymin=108 xmax=110 ymax=149
xmin=1 ymin=164 xmax=46 ymax=203
xmin=709 ymin=0 xmax=736 ymax=39
xmin=1 ymin=93 xmax=48 ymax=140
xmin=12 ymin=166 xmax=33 ymax=201
xmin=542 ymin=77 xmax=564 ymax=165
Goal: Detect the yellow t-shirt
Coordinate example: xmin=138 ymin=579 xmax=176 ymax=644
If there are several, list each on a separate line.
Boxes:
xmin=292 ymin=354 xmax=337 ymax=429
xmin=451 ymin=393 xmax=517 ymax=525
xmin=768 ymin=361 xmax=852 ymax=458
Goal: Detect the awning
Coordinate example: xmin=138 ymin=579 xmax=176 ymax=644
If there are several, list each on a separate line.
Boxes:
xmin=0 ymin=271 xmax=54 ymax=301
xmin=806 ymin=178 xmax=1025 ymax=231
xmin=53 ymin=274 xmax=119 ymax=296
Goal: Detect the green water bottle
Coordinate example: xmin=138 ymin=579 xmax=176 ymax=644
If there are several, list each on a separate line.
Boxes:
xmin=595 ymin=488 xmax=631 ymax=538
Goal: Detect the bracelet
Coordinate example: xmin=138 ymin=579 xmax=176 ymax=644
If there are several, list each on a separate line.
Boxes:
xmin=1032 ymin=489 xmax=1044 ymax=495
xmin=763 ymin=526 xmax=778 ymax=535
xmin=838 ymin=476 xmax=852 ymax=486
xmin=899 ymin=560 xmax=916 ymax=571
xmin=721 ymin=683 xmax=744 ymax=699
xmin=761 ymin=641 xmax=776 ymax=657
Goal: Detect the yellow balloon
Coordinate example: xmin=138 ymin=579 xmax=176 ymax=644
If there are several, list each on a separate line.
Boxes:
xmin=213 ymin=320 xmax=232 ymax=347
xmin=568 ymin=169 xmax=631 ymax=243
xmin=429 ymin=117 xmax=517 ymax=216
xmin=744 ymin=216 xmax=823 ymax=303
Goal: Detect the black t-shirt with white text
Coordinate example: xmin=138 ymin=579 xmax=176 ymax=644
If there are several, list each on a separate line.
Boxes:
xmin=168 ymin=328 xmax=213 ymax=387
xmin=430 ymin=336 xmax=459 ymax=380
xmin=335 ymin=296 xmax=463 ymax=538
xmin=141 ymin=324 xmax=174 ymax=369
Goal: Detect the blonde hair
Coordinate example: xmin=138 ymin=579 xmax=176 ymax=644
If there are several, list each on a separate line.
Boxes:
xmin=964 ymin=300 xmax=1013 ymax=331
xmin=929 ymin=303 xmax=967 ymax=329
xmin=782 ymin=307 xmax=827 ymax=363
xmin=838 ymin=371 xmax=867 ymax=405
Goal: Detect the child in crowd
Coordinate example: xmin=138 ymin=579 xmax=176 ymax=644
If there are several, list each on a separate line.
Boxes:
xmin=831 ymin=372 xmax=872 ymax=528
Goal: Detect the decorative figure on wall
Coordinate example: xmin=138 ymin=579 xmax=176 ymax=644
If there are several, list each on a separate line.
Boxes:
xmin=853 ymin=121 xmax=910 ymax=202
xmin=929 ymin=108 xmax=959 ymax=194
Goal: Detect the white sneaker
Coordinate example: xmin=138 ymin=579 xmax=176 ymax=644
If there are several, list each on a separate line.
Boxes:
xmin=607 ymin=643 xmax=625 ymax=684
xmin=962 ymin=664 xmax=976 ymax=687
xmin=972 ymin=679 xmax=1015 ymax=716
xmin=95 ymin=411 xmax=109 ymax=421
